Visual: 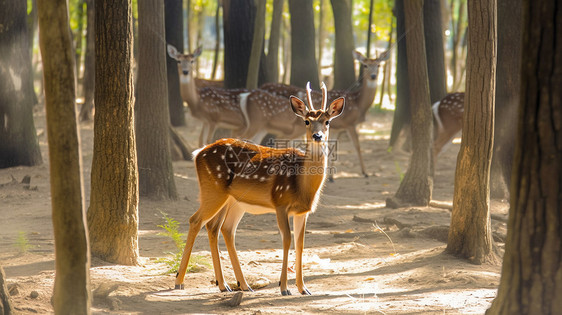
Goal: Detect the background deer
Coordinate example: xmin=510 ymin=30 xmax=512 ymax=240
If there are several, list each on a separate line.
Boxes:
xmin=174 ymin=84 xmax=345 ymax=296
xmin=167 ymin=45 xmax=249 ymax=146
xmin=432 ymin=92 xmax=464 ymax=157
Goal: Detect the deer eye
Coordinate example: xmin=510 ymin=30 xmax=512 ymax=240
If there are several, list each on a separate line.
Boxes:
xmin=325 ymin=120 xmax=330 ymax=125
xmin=305 ymin=120 xmax=310 ymax=125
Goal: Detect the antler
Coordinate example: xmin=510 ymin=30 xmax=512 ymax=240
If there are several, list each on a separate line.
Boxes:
xmin=306 ymin=82 xmax=315 ymax=111
xmin=321 ymin=82 xmax=328 ymax=111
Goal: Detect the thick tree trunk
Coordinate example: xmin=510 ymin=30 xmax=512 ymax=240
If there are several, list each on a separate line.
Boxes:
xmin=446 ymin=0 xmax=498 ymax=265
xmin=137 ymin=0 xmax=178 ymax=200
xmin=388 ymin=0 xmax=411 ymax=151
xmin=79 ymin=0 xmax=95 ymax=122
xmin=37 ymin=0 xmax=91 ymax=313
xmin=490 ymin=0 xmax=521 ymax=199
xmin=288 ymin=0 xmax=319 ymax=89
xmin=423 ymin=0 xmax=447 ymax=103
xmin=0 ymin=0 xmax=42 ymax=168
xmin=87 ymin=0 xmax=139 ymax=265
xmin=386 ymin=0 xmax=432 ymax=208
xmin=487 ymin=0 xmax=562 ymax=313
xmin=165 ymin=0 xmax=185 ymax=126
xmin=222 ymin=0 xmax=255 ymax=88
xmin=330 ymin=0 xmax=356 ymax=90
xmin=0 ymin=266 xmax=14 ymax=315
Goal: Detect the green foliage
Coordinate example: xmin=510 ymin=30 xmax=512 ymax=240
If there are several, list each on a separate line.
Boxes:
xmin=394 ymin=160 xmax=404 ymax=182
xmin=15 ymin=231 xmax=34 ymax=253
xmin=156 ymin=212 xmax=210 ymax=274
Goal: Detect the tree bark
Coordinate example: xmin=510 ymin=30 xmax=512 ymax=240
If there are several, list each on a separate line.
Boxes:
xmin=423 ymin=0 xmax=447 ymax=103
xmin=165 ymin=0 xmax=185 ymax=126
xmin=79 ymin=0 xmax=95 ymax=122
xmin=87 ymin=0 xmax=139 ymax=265
xmin=0 ymin=0 xmax=42 ymax=168
xmin=446 ymin=0 xmax=498 ymax=264
xmin=223 ymin=0 xmax=255 ymax=88
xmin=265 ymin=0 xmax=284 ymax=83
xmin=330 ymin=0 xmax=356 ymax=90
xmin=487 ymin=0 xmax=562 ymax=313
xmin=0 ymin=266 xmax=14 ymax=315
xmin=137 ymin=0 xmax=178 ymax=200
xmin=490 ymin=0 xmax=521 ymax=199
xmin=37 ymin=0 xmax=91 ymax=313
xmin=386 ymin=0 xmax=433 ymax=208
xmin=246 ymin=0 xmax=265 ymax=89
xmin=288 ymin=0 xmax=319 ymax=89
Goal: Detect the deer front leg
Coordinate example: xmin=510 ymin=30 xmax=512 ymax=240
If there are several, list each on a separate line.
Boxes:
xmin=276 ymin=208 xmax=292 ymax=295
xmin=205 ymin=206 xmax=231 ymax=292
xmin=293 ymin=213 xmax=311 ymax=295
xmin=199 ymin=123 xmax=210 ymax=147
xmin=206 ymin=122 xmax=217 ymax=145
xmin=221 ymin=204 xmax=253 ymax=291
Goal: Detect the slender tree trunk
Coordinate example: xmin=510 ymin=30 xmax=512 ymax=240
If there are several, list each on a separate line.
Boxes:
xmin=386 ymin=0 xmax=433 ymax=208
xmin=79 ymin=0 xmax=95 ymax=122
xmin=487 ymin=1 xmax=562 ymax=312
xmin=246 ymin=0 xmax=265 ymax=89
xmin=446 ymin=0 xmax=498 ymax=265
xmin=288 ymin=0 xmax=319 ymax=89
xmin=137 ymin=0 xmax=178 ymax=200
xmin=88 ymin=0 xmax=139 ymax=265
xmin=0 ymin=266 xmax=14 ymax=315
xmin=37 ymin=0 xmax=91 ymax=313
xmin=223 ymin=0 xmax=255 ymax=88
xmin=211 ymin=3 xmax=221 ymax=80
xmin=266 ymin=0 xmax=284 ymax=83
xmin=0 ymin=0 xmax=42 ymax=168
xmin=423 ymin=0 xmax=447 ymax=102
xmin=330 ymin=0 xmax=356 ymax=90
xmin=317 ymin=0 xmax=326 ymax=80
xmin=165 ymin=0 xmax=186 ymax=126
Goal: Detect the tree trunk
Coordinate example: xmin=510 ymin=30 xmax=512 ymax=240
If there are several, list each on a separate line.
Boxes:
xmin=137 ymin=0 xmax=178 ymax=200
xmin=288 ymin=0 xmax=319 ymax=89
xmin=0 ymin=266 xmax=14 ymax=315
xmin=246 ymin=0 xmax=265 ymax=89
xmin=446 ymin=0 xmax=498 ymax=265
xmin=0 ymin=0 xmax=42 ymax=168
xmin=87 ymin=0 xmax=139 ymax=266
xmin=487 ymin=1 xmax=562 ymax=313
xmin=79 ymin=0 xmax=95 ymax=122
xmin=265 ymin=0 xmax=284 ymax=83
xmin=37 ymin=0 xmax=91 ymax=313
xmin=386 ymin=0 xmax=433 ymax=208
xmin=222 ymin=0 xmax=255 ymax=88
xmin=330 ymin=0 xmax=356 ymax=90
xmin=490 ymin=0 xmax=521 ymax=199
xmin=388 ymin=0 xmax=411 ymax=151
xmin=211 ymin=3 xmax=221 ymax=80
xmin=165 ymin=0 xmax=186 ymax=126
xmin=423 ymin=0 xmax=447 ymax=103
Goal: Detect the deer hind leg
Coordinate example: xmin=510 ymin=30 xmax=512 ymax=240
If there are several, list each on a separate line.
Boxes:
xmin=206 ymin=122 xmax=217 ymax=144
xmin=199 ymin=123 xmax=210 ymax=147
xmin=293 ymin=213 xmax=311 ymax=295
xmin=175 ymin=191 xmax=229 ymax=289
xmin=347 ymin=127 xmax=368 ymax=177
xmin=276 ymin=207 xmax=292 ymax=295
xmin=205 ymin=205 xmax=231 ymax=292
xmin=221 ymin=203 xmax=253 ymax=291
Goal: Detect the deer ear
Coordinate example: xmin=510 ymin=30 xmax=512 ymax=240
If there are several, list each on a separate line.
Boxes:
xmin=193 ymin=46 xmax=203 ymax=58
xmin=352 ymin=50 xmax=367 ymax=63
xmin=290 ymin=96 xmax=308 ymax=118
xmin=167 ymin=44 xmax=179 ymax=60
xmin=327 ymin=97 xmax=345 ymax=120
xmin=378 ymin=50 xmax=391 ymax=61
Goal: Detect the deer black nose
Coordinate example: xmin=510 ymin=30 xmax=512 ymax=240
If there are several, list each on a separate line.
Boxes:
xmin=370 ymin=74 xmax=376 ymax=79
xmin=183 ymin=70 xmax=189 ymax=75
xmin=312 ymin=133 xmax=323 ymax=142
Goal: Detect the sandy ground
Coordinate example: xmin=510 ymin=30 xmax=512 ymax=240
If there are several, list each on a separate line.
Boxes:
xmin=0 ymin=107 xmax=508 ymax=314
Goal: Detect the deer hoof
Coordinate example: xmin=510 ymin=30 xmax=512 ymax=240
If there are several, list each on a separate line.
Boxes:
xmin=281 ymin=290 xmax=292 ymax=296
xmin=174 ymin=284 xmax=185 ymax=290
xmin=220 ymin=285 xmax=233 ymax=292
xmin=243 ymin=286 xmax=254 ymax=292
xmin=300 ymin=288 xmax=311 ymax=295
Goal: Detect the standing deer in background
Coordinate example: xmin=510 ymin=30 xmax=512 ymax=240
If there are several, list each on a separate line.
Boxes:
xmin=174 ymin=83 xmax=345 ymax=296
xmin=167 ymin=45 xmax=249 ymax=146
xmin=432 ymin=92 xmax=464 ymax=158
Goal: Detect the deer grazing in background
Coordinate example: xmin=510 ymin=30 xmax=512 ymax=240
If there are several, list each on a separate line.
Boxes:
xmin=260 ymin=50 xmax=389 ymax=178
xmin=174 ymin=83 xmax=345 ymax=296
xmin=432 ymin=92 xmax=464 ymax=157
xmin=167 ymin=45 xmax=249 ymax=146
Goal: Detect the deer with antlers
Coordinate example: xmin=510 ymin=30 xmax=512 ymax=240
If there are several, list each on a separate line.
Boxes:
xmin=174 ymin=83 xmax=345 ymax=296
xmin=167 ymin=45 xmax=249 ymax=146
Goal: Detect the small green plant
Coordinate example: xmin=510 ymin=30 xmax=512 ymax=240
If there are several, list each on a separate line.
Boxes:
xmin=394 ymin=161 xmax=405 ymax=182
xmin=15 ymin=231 xmax=33 ymax=253
xmin=156 ymin=212 xmax=210 ymax=274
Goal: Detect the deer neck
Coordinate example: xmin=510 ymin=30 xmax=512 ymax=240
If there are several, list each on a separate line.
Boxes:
xmin=297 ymin=141 xmax=328 ymax=212
xmin=179 ymin=71 xmax=200 ymax=110
xmin=357 ymin=78 xmax=378 ymax=113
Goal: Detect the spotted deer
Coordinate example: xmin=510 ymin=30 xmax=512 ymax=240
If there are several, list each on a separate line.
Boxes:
xmin=174 ymin=83 xmax=345 ymax=295
xmin=432 ymin=92 xmax=464 ymax=157
xmin=167 ymin=44 xmax=249 ymax=146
